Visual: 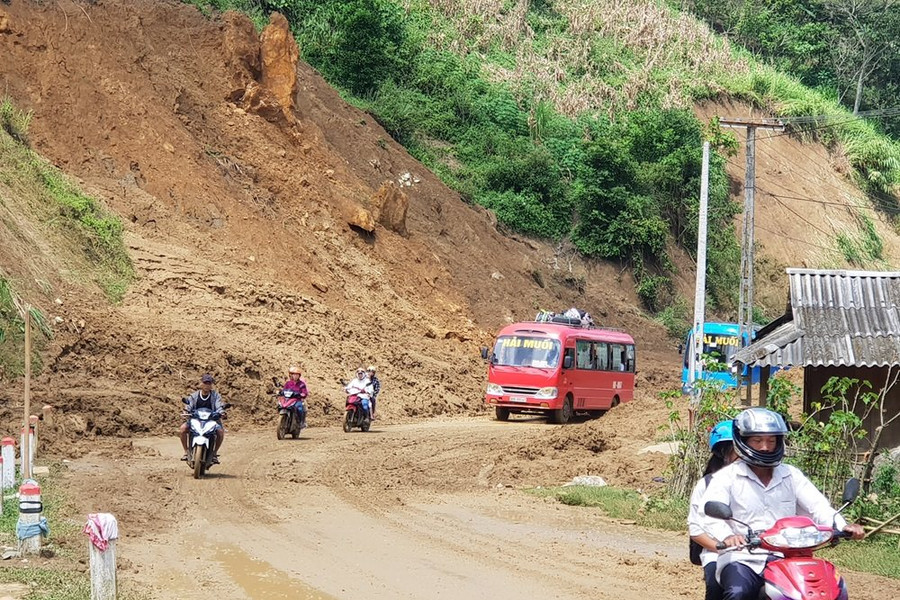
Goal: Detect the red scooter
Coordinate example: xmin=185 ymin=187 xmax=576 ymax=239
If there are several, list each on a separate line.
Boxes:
xmin=272 ymin=377 xmax=306 ymax=440
xmin=343 ymin=393 xmax=371 ymax=433
xmin=705 ymin=478 xmax=860 ymax=600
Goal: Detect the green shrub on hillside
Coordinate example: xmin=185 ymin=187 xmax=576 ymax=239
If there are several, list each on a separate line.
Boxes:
xmin=0 ymin=97 xmax=133 ymax=302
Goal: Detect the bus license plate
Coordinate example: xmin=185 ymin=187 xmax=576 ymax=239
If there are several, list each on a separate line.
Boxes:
xmin=510 ymin=396 xmax=526 ymax=402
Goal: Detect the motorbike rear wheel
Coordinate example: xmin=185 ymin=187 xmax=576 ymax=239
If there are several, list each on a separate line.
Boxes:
xmin=343 ymin=411 xmax=353 ymax=433
xmin=192 ymin=446 xmax=204 ymax=479
xmin=277 ymin=414 xmax=289 ymax=440
xmin=361 ymin=418 xmax=371 ymax=432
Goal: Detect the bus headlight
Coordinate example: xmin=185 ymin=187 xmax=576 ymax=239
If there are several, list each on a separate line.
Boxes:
xmin=535 ymin=387 xmax=558 ymax=399
xmin=486 ymin=383 xmax=504 ymax=396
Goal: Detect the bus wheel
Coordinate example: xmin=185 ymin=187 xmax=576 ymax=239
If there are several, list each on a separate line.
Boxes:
xmin=550 ymin=396 xmax=573 ymax=424
xmin=611 ymin=396 xmax=620 ymax=408
xmin=494 ymin=407 xmax=510 ymax=421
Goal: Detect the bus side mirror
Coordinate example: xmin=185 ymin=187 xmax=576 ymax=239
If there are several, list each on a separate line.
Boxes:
xmin=677 ymin=343 xmax=684 ymax=355
xmin=563 ymin=355 xmax=573 ymax=369
xmin=480 ymin=346 xmax=489 ymax=360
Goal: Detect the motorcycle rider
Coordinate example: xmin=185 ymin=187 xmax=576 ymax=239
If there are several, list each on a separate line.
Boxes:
xmin=366 ymin=365 xmax=380 ymax=420
xmin=688 ymin=420 xmax=738 ymax=600
xmin=344 ymin=368 xmax=374 ymax=420
xmin=283 ymin=365 xmax=309 ymax=429
xmin=700 ymin=408 xmax=865 ymax=600
xmin=180 ymin=373 xmax=226 ymax=463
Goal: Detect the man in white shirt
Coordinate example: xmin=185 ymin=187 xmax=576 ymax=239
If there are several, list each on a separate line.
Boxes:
xmin=700 ymin=408 xmax=865 ymax=600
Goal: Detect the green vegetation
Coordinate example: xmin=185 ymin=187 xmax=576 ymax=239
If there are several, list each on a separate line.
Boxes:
xmin=181 ymin=0 xmax=900 ymax=315
xmin=529 ymin=485 xmax=689 ymax=531
xmin=1 ymin=96 xmax=133 ymax=377
xmin=0 ymin=464 xmax=150 ymax=600
xmin=0 ymin=277 xmax=51 ymax=379
xmin=0 ymin=96 xmax=133 ymax=303
xmin=684 ymin=0 xmax=900 ymax=140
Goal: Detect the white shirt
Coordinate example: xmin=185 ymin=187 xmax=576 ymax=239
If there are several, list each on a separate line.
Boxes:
xmin=688 ymin=474 xmax=718 ymax=567
xmin=700 ymin=460 xmax=847 ymax=576
xmin=345 ymin=376 xmax=373 ymax=398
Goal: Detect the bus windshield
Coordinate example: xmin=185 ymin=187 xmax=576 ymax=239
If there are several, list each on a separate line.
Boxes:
xmin=702 ymin=333 xmax=740 ymax=366
xmin=492 ymin=336 xmax=561 ymax=369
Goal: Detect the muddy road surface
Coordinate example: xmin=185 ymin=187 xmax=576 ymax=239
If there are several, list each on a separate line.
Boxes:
xmin=62 ymin=417 xmax=898 ymax=600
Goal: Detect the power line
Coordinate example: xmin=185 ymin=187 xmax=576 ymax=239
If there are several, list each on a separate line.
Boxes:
xmin=752 ymin=224 xmax=834 ymax=251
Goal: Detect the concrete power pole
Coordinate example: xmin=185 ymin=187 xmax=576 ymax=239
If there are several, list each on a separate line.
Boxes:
xmin=718 ymin=117 xmax=783 ymax=406
xmin=688 ymin=141 xmax=710 ymax=410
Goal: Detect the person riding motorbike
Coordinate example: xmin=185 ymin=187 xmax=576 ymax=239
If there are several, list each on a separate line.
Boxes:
xmin=180 ymin=373 xmax=226 ymax=463
xmin=700 ymin=408 xmax=865 ymax=600
xmin=283 ymin=365 xmax=309 ymax=429
xmin=344 ymin=368 xmax=374 ymax=420
xmin=688 ymin=420 xmax=738 ymax=600
xmin=366 ymin=365 xmax=380 ymax=420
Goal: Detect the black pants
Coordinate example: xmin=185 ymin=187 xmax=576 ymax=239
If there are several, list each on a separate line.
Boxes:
xmin=704 ymin=562 xmax=724 ymax=600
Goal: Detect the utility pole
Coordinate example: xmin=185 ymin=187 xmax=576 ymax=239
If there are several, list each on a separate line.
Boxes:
xmin=688 ymin=141 xmax=710 ymax=411
xmin=718 ymin=117 xmax=783 ymax=406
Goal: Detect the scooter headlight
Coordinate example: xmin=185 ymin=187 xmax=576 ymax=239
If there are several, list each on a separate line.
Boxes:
xmin=762 ymin=525 xmax=832 ymax=549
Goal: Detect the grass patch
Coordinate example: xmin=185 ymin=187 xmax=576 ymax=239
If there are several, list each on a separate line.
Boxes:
xmin=819 ymin=535 xmax=900 ymax=580
xmin=0 ymin=277 xmax=50 ymax=379
xmin=0 ymin=96 xmax=133 ymax=302
xmin=531 ymin=484 xmax=900 ymax=579
xmin=0 ymin=463 xmax=150 ymax=600
xmin=529 ymin=485 xmax=689 ymax=531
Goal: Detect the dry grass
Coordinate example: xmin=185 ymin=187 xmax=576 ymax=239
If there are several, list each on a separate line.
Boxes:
xmin=422 ymin=0 xmax=747 ymax=117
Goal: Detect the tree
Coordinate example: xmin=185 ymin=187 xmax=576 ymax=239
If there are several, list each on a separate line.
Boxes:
xmin=824 ymin=0 xmax=900 ymax=114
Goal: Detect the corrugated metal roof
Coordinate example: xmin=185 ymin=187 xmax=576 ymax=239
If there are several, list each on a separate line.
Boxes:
xmin=734 ymin=269 xmax=900 ymax=367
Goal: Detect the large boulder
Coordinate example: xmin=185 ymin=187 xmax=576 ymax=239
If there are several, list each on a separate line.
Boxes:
xmin=370 ymin=181 xmax=409 ymax=236
xmin=259 ymin=12 xmax=298 ymax=115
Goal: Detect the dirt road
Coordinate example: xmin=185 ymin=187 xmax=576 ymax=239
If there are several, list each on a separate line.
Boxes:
xmin=59 ymin=416 xmax=900 ymax=600
xmin=60 ymin=417 xmax=696 ymax=599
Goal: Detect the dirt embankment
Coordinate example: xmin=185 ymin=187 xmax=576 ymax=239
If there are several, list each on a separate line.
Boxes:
xmin=0 ymin=0 xmax=679 ymax=455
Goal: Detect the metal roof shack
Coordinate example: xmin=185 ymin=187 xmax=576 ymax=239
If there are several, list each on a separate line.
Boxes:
xmin=734 ymin=268 xmax=900 ymax=447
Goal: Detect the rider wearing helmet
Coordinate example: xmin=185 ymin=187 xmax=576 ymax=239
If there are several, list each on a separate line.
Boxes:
xmin=345 ymin=368 xmax=374 ymax=420
xmin=366 ymin=365 xmax=380 ymax=420
xmin=180 ymin=373 xmax=226 ymax=463
xmin=688 ymin=420 xmax=738 ymax=600
xmin=283 ymin=365 xmax=309 ymax=429
xmin=700 ymin=408 xmax=865 ymax=600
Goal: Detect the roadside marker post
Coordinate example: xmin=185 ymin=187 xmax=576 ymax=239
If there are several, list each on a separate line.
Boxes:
xmin=29 ymin=415 xmax=39 ymax=460
xmin=17 ymin=481 xmax=44 ymax=555
xmin=84 ymin=513 xmax=118 ymax=600
xmin=19 ymin=425 xmax=35 ymax=480
xmin=1 ymin=438 xmax=15 ymax=489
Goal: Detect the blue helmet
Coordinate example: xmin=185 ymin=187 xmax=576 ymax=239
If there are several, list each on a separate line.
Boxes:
xmin=709 ymin=419 xmax=734 ymax=450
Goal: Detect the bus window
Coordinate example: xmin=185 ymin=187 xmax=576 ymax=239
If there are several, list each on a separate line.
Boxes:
xmin=625 ymin=344 xmax=635 ymax=372
xmin=576 ymin=340 xmax=592 ymax=369
xmin=593 ymin=342 xmax=609 ymax=370
xmin=610 ymin=344 xmax=625 ymax=371
xmin=563 ymin=347 xmax=575 ymax=369
xmin=492 ymin=335 xmax=562 ymax=369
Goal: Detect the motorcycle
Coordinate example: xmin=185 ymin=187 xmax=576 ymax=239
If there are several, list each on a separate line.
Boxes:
xmin=705 ymin=478 xmax=861 ymax=600
xmin=182 ymin=399 xmax=230 ymax=479
xmin=343 ymin=393 xmax=372 ymax=433
xmin=273 ymin=377 xmax=306 ymax=440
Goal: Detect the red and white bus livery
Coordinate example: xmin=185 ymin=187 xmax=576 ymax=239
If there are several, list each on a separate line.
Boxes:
xmin=482 ymin=320 xmax=636 ymax=424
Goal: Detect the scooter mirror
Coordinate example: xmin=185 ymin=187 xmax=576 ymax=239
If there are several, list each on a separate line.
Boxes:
xmin=842 ymin=478 xmax=861 ymax=504
xmin=704 ymin=501 xmax=733 ymax=521
xmin=223 ymin=403 xmax=233 ymax=410
xmin=181 ymin=397 xmax=190 ymax=405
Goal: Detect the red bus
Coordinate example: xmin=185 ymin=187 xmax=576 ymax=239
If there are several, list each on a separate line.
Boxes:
xmin=481 ymin=320 xmax=636 ymax=424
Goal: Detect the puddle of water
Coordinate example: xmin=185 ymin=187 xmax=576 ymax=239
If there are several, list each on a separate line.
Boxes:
xmin=215 ymin=544 xmax=338 ymax=600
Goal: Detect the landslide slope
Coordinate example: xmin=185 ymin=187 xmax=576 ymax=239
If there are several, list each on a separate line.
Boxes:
xmin=0 ymin=0 xmax=675 ymax=449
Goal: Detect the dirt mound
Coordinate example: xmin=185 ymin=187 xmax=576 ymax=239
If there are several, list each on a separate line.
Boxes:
xmin=0 ymin=0 xmax=678 ymax=452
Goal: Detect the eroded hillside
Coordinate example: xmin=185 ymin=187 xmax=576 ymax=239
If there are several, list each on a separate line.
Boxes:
xmin=0 ymin=0 xmax=679 ymax=448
